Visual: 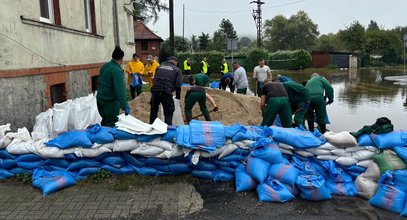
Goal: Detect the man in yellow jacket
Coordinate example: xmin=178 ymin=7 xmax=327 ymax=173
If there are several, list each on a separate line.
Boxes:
xmin=144 ymin=55 xmax=160 ymax=89
xmin=200 ymin=57 xmax=209 ymax=74
xmin=125 ymin=53 xmax=144 ymax=99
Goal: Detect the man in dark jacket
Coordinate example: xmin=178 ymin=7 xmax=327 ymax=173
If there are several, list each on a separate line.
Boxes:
xmin=219 ymin=73 xmax=234 ymax=93
xmin=96 ymin=46 xmax=130 ymax=127
xmin=150 ymin=56 xmax=182 ymax=125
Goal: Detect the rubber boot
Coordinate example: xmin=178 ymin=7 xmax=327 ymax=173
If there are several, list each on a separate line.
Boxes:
xmin=308 ymin=121 xmax=314 ymax=132
xmin=319 ymin=124 xmax=327 ymax=134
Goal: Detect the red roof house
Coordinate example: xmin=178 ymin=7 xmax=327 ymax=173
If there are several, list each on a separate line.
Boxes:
xmin=134 ymin=20 xmax=163 ymax=63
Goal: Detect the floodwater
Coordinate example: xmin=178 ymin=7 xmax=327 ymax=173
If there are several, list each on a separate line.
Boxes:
xmin=264 ymin=69 xmax=407 ymax=132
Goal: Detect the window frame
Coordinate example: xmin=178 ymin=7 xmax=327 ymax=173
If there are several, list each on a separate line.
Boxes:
xmin=126 ymin=13 xmax=134 ymax=43
xmin=141 ymin=42 xmax=149 ymax=51
xmin=84 ymin=0 xmax=92 ymax=32
xmin=39 ymin=0 xmax=54 ymax=24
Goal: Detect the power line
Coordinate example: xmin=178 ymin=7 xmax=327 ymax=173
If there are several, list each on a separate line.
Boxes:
xmin=263 ymin=0 xmax=308 ymax=10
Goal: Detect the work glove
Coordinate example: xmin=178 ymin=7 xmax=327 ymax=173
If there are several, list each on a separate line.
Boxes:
xmin=124 ymin=106 xmax=130 ymax=115
xmin=213 ymin=106 xmax=219 ymax=112
xmin=303 ymin=102 xmax=310 ymax=110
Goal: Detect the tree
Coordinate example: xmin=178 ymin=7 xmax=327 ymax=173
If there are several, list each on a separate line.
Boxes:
xmin=366 ymin=20 xmax=380 ymax=32
xmin=314 ymin=33 xmax=344 ymax=51
xmin=160 ymin=36 xmax=190 ymax=57
xmin=338 ymin=21 xmax=366 ymax=52
xmin=132 ymin=0 xmax=168 ymax=23
xmin=239 ymin=37 xmax=252 ymax=48
xmin=364 ymin=30 xmax=402 ymax=64
xmin=209 ymin=30 xmax=226 ymax=51
xmin=198 ymin=32 xmax=210 ymax=51
xmin=219 ymin=19 xmax=238 ymax=40
xmin=190 ymin=35 xmax=198 ymax=52
xmin=263 ymin=11 xmax=319 ymax=51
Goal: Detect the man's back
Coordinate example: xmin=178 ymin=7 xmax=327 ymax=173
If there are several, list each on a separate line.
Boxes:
xmin=306 ymin=76 xmax=333 ymax=100
xmin=152 ymin=62 xmax=182 ymax=94
xmin=233 ymin=67 xmax=248 ymax=89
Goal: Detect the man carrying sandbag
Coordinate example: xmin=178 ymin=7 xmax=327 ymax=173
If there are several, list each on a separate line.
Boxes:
xmin=96 ymin=46 xmax=130 ymax=127
xmin=185 ymin=76 xmax=218 ymax=123
xmin=279 ymin=78 xmax=310 ymax=127
xmin=125 ymin=53 xmax=145 ymax=99
xmin=150 ymin=56 xmax=182 ymax=125
xmin=305 ymin=73 xmax=334 ymax=134
xmin=260 ymin=79 xmax=292 ymax=127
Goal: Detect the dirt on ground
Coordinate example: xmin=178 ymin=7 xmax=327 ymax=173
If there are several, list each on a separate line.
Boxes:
xmin=130 ymin=87 xmax=263 ymax=125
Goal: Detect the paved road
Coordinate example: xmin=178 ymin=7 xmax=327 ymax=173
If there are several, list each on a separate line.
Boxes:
xmin=0 ymin=178 xmax=403 ymax=219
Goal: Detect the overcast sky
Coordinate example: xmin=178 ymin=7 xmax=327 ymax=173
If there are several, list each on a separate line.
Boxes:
xmin=145 ymin=0 xmax=407 ymax=40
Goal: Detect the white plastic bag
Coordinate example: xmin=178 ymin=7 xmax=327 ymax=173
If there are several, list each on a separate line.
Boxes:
xmin=352 ymin=150 xmax=376 ymax=161
xmin=172 ymin=98 xmax=185 ymax=126
xmin=0 ymin=124 xmax=11 ymax=149
xmin=218 ymin=144 xmax=238 ymax=159
xmin=6 ymin=127 xmax=34 ymax=154
xmin=113 ymin=140 xmax=139 ymax=152
xmin=52 ymin=100 xmax=72 ymax=136
xmin=70 ymin=95 xmax=94 ymax=130
xmin=32 ymin=109 xmax=53 ymax=140
xmin=324 ymin=131 xmax=357 ymax=147
xmin=335 ymin=156 xmax=358 ymax=166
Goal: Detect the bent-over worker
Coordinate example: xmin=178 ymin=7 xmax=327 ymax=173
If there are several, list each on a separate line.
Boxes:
xmin=219 ymin=73 xmax=234 ymax=93
xmin=185 ymin=76 xmax=218 ymax=123
xmin=192 ymin=73 xmax=209 ymax=87
xmin=280 ymin=80 xmax=310 ymax=127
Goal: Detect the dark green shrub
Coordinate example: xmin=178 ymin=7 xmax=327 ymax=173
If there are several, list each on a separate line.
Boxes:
xmin=246 ymin=48 xmax=269 ymax=71
xmin=177 ymin=51 xmax=225 ymax=74
xmin=269 ymin=49 xmax=312 ymax=69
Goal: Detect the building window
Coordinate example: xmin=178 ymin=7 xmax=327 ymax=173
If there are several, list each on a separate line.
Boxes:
xmin=84 ymin=0 xmax=96 ymax=33
xmin=39 ymin=0 xmax=61 ymax=25
xmin=127 ymin=13 xmax=134 ymax=43
xmin=141 ymin=42 xmax=148 ymax=51
xmin=50 ymin=83 xmax=67 ymax=105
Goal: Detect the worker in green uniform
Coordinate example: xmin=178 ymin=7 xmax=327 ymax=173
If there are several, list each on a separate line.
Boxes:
xmin=185 ymin=76 xmax=218 ymax=123
xmin=305 ymin=73 xmax=334 ymax=134
xmin=279 ymin=79 xmax=310 ymax=127
xmin=260 ymin=79 xmax=292 ymax=127
xmin=192 ymin=73 xmax=209 ymax=87
xmin=96 ymin=46 xmax=130 ymax=127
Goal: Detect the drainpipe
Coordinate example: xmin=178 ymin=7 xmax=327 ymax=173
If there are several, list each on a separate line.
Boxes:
xmin=113 ymin=0 xmax=120 ymax=46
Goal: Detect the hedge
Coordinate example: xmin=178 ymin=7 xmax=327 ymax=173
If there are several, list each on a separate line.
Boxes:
xmin=176 ymin=51 xmax=226 ymax=74
xmin=269 ymin=49 xmax=312 ymax=70
xmin=246 ymin=48 xmax=269 ymax=71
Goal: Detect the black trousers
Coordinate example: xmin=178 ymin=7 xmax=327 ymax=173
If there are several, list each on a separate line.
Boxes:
xmin=150 ymin=91 xmax=175 ymax=125
xmin=220 ymin=83 xmax=235 ymax=93
xmin=130 ymin=85 xmax=142 ymax=100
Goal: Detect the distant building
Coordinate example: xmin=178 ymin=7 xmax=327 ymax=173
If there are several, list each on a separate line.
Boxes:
xmin=133 ymin=20 xmax=163 ymax=63
xmin=311 ymin=51 xmax=358 ymax=69
xmin=0 ymin=0 xmax=136 ymax=130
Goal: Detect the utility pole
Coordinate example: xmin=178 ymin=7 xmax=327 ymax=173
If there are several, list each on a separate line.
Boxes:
xmin=183 ymin=4 xmax=185 ymax=50
xmin=251 ymin=0 xmax=264 ymax=48
xmin=404 ymin=34 xmax=407 ymax=74
xmin=169 ymin=0 xmax=175 ymax=56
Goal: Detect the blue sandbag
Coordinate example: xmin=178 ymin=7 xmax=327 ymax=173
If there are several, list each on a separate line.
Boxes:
xmin=250 ymin=138 xmax=283 ymax=164
xmin=102 ymin=156 xmax=127 ymax=168
xmin=402 ymin=202 xmax=407 ymax=217
xmin=194 ymin=160 xmax=218 ymax=171
xmin=309 ymin=160 xmax=329 ymax=178
xmin=213 ymin=170 xmax=234 ymax=182
xmin=342 ymin=165 xmax=367 ymax=174
xmin=370 ymin=131 xmax=407 ymax=149
xmin=101 ymin=165 xmax=134 ymax=174
xmin=257 ymin=178 xmax=295 ymax=203
xmin=191 ymin=170 xmax=213 ymax=179
xmin=219 ymin=154 xmax=247 ymax=162
xmin=347 ymin=171 xmax=361 ymax=179
xmin=32 ymin=168 xmax=76 ymax=196
xmin=369 ymin=184 xmax=406 ymax=214
xmin=326 ymin=180 xmax=358 ymax=196
xmin=0 ymin=150 xmax=15 ymax=160
xmin=224 ymin=124 xmax=245 ymax=139
xmin=268 ymin=163 xmax=299 ymax=187
xmin=235 ymin=165 xmax=257 ymax=192
xmin=93 ymin=152 xmax=120 ymax=162
xmin=67 ymin=159 xmax=101 ymax=171
xmin=320 ymin=160 xmax=353 ymax=183
xmin=0 ymin=159 xmax=16 ymax=169
xmin=210 ymin=81 xmax=220 ymax=89
xmin=16 ymin=154 xmax=43 ymax=162
xmin=267 ymin=126 xmax=325 ymax=149
xmin=136 ymin=134 xmax=161 ymax=142
xmin=64 ymin=153 xmax=77 ymax=160
xmin=44 ymin=165 xmax=66 ymax=171
xmin=122 ymin=153 xmax=145 ymax=167
xmin=393 ymin=146 xmax=407 ymax=163
xmin=78 ymin=167 xmax=100 ymax=176
xmin=220 ymin=166 xmax=235 ymax=174
xmin=282 ymin=182 xmax=300 ymax=196
xmin=161 ymin=126 xmax=177 ymax=143
xmin=17 ymin=161 xmax=43 ymax=170
xmin=296 ymin=174 xmax=332 ymax=201
xmin=0 ymin=168 xmax=14 ymax=180
xmin=110 ymin=127 xmax=137 ymax=140
xmin=154 ymin=165 xmax=171 ymax=172
xmin=233 ymin=148 xmax=250 ymax=156
xmin=357 ymin=134 xmax=376 ymax=146
xmin=232 ymin=126 xmax=265 ymax=142
xmin=292 ymin=157 xmax=318 ymax=175
xmin=86 ymin=124 xmax=114 ymax=144
xmin=189 ymin=120 xmax=225 ymax=149
xmin=168 ymin=163 xmax=192 ymax=173
xmin=10 ymin=167 xmax=32 ymax=175
xmin=133 ymin=166 xmax=160 ymax=176
xmin=145 ymin=158 xmax=176 ymax=166
xmin=246 ymin=156 xmax=271 ymax=184
xmin=45 ymin=130 xmax=93 ymax=149
xmin=393 ymin=170 xmax=407 ymax=192
xmin=44 ymin=159 xmax=70 ymax=169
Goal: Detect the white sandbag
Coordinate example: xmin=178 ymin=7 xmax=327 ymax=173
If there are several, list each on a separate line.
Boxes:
xmin=355 ymin=176 xmax=379 ymax=199
xmin=35 ymin=144 xmax=66 ymax=158
xmin=324 ymin=131 xmax=357 ymax=147
xmin=166 ymin=146 xmax=184 ymax=158
xmin=6 ymin=140 xmax=35 ymax=155
xmin=70 ymin=95 xmax=94 ymax=130
xmin=356 ymin=160 xmax=372 ymax=169
xmin=295 ymin=150 xmax=314 ymax=157
xmin=335 ymin=156 xmax=358 ymax=166
xmin=6 ymin=127 xmax=32 ymax=141
xmin=345 ymin=146 xmax=368 ymax=153
xmin=361 ymin=161 xmax=380 ymax=181
xmin=218 ymin=144 xmax=238 ymax=159
xmin=317 ymin=155 xmax=339 ymax=161
xmin=172 ymin=98 xmax=185 ymax=126
xmin=156 ymin=151 xmax=172 ymax=159
xmin=191 ymin=151 xmax=200 ymax=165
xmin=305 ymin=148 xmax=331 ymax=155
xmin=279 ymin=143 xmax=294 ymax=151
xmin=233 ymin=141 xmax=245 ymax=149
xmin=52 ymin=100 xmax=72 ymax=136
xmin=131 ymin=145 xmax=164 ymax=157
xmin=0 ymin=124 xmax=12 ymax=149
xmin=0 ymin=124 xmax=11 ymax=138
xmin=225 ymin=139 xmax=232 ymax=145
xmin=114 ymin=140 xmax=139 ymax=152
xmin=74 ymin=146 xmax=111 ymax=158
xmin=182 ymin=148 xmax=192 ymax=157
xmin=280 ymin=148 xmax=293 ymax=155
xmin=331 ymin=149 xmax=352 ymax=157
xmin=352 ymin=150 xmax=376 ymax=161
xmin=148 ymin=139 xmax=173 ymax=151
xmin=116 ymin=114 xmax=167 ymax=135
xmin=242 ymin=140 xmax=254 ymax=147
xmin=365 ymin=146 xmax=379 ymax=152
xmin=200 ymin=147 xmax=224 ymax=158
xmin=318 ymin=142 xmax=337 ymax=151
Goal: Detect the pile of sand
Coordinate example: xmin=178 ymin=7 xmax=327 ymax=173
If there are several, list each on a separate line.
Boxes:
xmin=130 ymin=87 xmax=262 ymax=125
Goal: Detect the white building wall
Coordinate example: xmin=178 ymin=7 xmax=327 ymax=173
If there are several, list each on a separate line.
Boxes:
xmin=0 ymin=0 xmax=135 ymax=71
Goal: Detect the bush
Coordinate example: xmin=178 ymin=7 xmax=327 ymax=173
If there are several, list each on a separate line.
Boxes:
xmin=246 ymin=48 xmax=269 ymax=71
xmin=177 ymin=51 xmax=225 ymax=74
xmin=269 ymin=49 xmax=312 ymax=70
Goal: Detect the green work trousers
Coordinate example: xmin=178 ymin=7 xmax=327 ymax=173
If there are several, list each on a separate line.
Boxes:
xmin=97 ymin=98 xmax=120 ymax=127
xmin=237 ymin=88 xmax=247 ymax=95
xmin=185 ymin=92 xmax=210 ymax=123
xmin=306 ymin=96 xmax=327 ymax=125
xmin=292 ymin=101 xmax=306 ymax=127
xmin=261 ymin=97 xmax=292 ymax=128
